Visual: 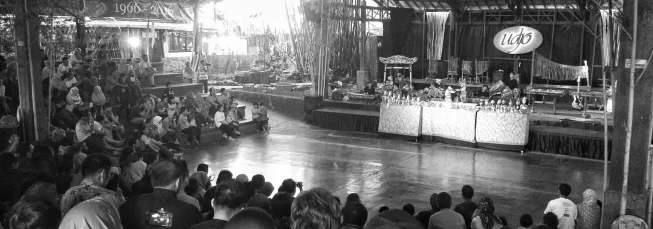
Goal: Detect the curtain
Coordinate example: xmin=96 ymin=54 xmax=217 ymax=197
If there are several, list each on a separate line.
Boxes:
xmin=427 ymin=12 xmax=449 ymax=74
xmin=600 ymin=10 xmax=621 ymax=67
xmin=533 ymin=52 xmax=589 ymax=81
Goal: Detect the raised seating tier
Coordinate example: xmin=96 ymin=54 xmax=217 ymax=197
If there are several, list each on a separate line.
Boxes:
xmin=153 ymin=73 xmax=184 ymax=85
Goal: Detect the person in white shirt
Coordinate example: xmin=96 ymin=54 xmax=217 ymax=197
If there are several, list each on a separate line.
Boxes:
xmin=544 ymin=183 xmax=577 ymax=229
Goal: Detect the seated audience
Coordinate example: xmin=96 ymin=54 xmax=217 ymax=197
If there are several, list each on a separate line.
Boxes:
xmin=416 ymin=193 xmax=441 ymax=227
xmin=190 ymin=180 xmax=248 ymax=229
xmin=471 ymin=197 xmax=503 ymax=229
xmin=403 ymin=203 xmax=415 ymax=216
xmin=120 ymin=158 xmax=203 ymax=229
xmin=179 ymin=107 xmax=202 ymax=146
xmin=518 ymin=214 xmax=534 ymax=229
xmin=59 ymin=197 xmax=121 ymax=229
xmin=341 ymin=202 xmax=368 ymax=229
xmin=429 ymin=192 xmax=465 ymax=229
xmin=7 ymin=200 xmax=61 ymax=229
xmin=60 ymin=154 xmax=125 ymax=216
xmin=252 ymin=102 xmax=269 ymax=132
xmin=576 ymin=189 xmax=600 ymax=229
xmin=223 ymin=207 xmax=276 ymax=229
xmin=455 ymin=185 xmax=479 ymax=229
xmin=215 ymin=104 xmax=236 ymax=141
xmin=544 ymin=183 xmax=577 ymax=229
xmin=540 ymin=212 xmax=559 ymax=229
xmin=291 ymin=188 xmax=341 ymax=229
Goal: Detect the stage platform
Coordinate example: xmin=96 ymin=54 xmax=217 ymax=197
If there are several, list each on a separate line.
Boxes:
xmin=309 ymin=99 xmax=612 ymax=160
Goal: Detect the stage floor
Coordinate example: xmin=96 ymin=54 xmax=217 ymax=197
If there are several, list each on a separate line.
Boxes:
xmin=182 ymin=99 xmax=604 ymax=228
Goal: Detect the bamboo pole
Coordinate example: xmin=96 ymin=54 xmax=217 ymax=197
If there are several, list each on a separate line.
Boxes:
xmin=621 ymin=0 xmax=638 ymax=216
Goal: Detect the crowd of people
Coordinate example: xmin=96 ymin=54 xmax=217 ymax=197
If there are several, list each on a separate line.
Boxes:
xmin=0 ymin=141 xmax=604 ymax=229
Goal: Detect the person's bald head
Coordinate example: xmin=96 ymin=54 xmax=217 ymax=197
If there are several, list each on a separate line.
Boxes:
xmin=224 ymin=207 xmax=275 ymax=229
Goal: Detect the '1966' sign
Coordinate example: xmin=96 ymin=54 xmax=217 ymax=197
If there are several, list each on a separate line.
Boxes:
xmin=493 ymin=26 xmax=543 ymax=55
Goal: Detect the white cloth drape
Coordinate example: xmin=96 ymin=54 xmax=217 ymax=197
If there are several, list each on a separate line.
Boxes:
xmin=427 ymin=12 xmax=449 ymax=73
xmin=600 ymin=10 xmax=621 ymax=67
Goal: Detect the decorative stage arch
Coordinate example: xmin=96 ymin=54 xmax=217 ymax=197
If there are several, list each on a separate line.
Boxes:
xmin=379 ymin=55 xmax=418 ymax=86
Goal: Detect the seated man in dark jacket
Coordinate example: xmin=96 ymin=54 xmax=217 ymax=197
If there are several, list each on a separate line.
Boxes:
xmin=119 ymin=158 xmax=203 ymax=229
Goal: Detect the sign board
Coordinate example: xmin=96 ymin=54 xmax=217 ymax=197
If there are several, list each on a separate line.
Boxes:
xmin=625 ymin=59 xmax=648 ymax=69
xmin=493 ymin=26 xmax=543 ymax=55
xmin=86 ymin=0 xmax=194 ymax=21
xmin=611 ymin=215 xmax=648 ymax=229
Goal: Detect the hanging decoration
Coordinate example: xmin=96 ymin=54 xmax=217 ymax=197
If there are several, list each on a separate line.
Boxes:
xmin=426 ymin=12 xmax=448 ymax=74
xmin=600 ymin=10 xmax=621 ymax=67
xmin=533 ymin=52 xmax=588 ymax=81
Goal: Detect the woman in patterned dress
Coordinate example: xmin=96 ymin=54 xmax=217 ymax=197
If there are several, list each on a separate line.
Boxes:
xmin=576 ymin=189 xmax=600 ymax=229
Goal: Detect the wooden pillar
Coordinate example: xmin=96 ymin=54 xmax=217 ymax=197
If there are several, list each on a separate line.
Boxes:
xmin=602 ymin=0 xmax=653 ymax=226
xmin=76 ymin=0 xmax=86 ymax=53
xmin=15 ymin=0 xmax=47 ymax=141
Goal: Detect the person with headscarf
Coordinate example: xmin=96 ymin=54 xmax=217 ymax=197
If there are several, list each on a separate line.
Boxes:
xmin=92 ymin=86 xmax=107 ymax=106
xmin=59 ymin=197 xmax=122 ymax=229
xmin=576 ymin=189 xmax=600 ymax=229
xmin=66 ymin=87 xmax=82 ymax=106
xmin=471 ymin=197 xmax=503 ymax=229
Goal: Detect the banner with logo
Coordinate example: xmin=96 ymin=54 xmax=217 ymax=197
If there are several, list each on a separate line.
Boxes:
xmin=493 ymin=26 xmax=543 ymax=55
xmin=86 ymin=0 xmax=195 ymax=21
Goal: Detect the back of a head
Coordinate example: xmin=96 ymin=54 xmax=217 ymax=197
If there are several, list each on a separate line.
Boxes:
xmin=81 ymin=154 xmax=112 ymax=177
xmin=278 ymin=179 xmax=296 ymax=193
xmin=437 ymin=192 xmax=452 ymax=209
xmin=224 ymin=207 xmax=275 ymax=229
xmin=149 ymin=159 xmax=185 ymax=187
xmin=462 ymin=185 xmax=474 ymax=199
xmin=429 ymin=193 xmax=439 ymax=211
xmin=379 ymin=206 xmax=389 ymax=213
xmin=8 ymin=200 xmax=60 ymax=229
xmin=520 ymin=214 xmax=533 ymax=228
xmin=345 ymin=193 xmax=361 ymax=205
xmin=270 ymin=192 xmax=294 ymax=219
xmin=558 ymin=183 xmax=572 ymax=197
xmin=213 ymin=180 xmax=247 ymax=210
xmin=402 ymin=203 xmax=415 ymax=215
xmin=291 ymin=188 xmax=341 ymax=229
xmin=216 ymin=170 xmax=233 ymax=185
xmin=251 ymin=174 xmax=265 ymax=190
xmin=343 ymin=202 xmax=368 ymax=228
xmin=197 ymin=163 xmax=208 ymax=173
xmin=542 ymin=212 xmax=559 ymax=229
xmin=22 ymin=182 xmax=58 ymax=207
xmin=260 ymin=182 xmax=274 ymax=196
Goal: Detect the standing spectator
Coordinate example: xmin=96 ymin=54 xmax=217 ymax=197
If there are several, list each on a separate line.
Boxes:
xmin=428 ymin=192 xmax=465 ymax=229
xmin=543 ymin=183 xmax=577 ymax=229
xmin=179 ymin=107 xmax=202 ymax=145
xmin=455 ymin=185 xmax=479 ymax=229
xmin=291 ymin=188 xmax=341 ymax=229
xmin=60 ymin=154 xmax=125 ymax=216
xmin=184 ymin=61 xmax=194 ymax=83
xmin=189 ymin=180 xmax=248 ymax=229
xmin=198 ymin=60 xmax=209 ymax=93
xmin=416 ymin=193 xmax=441 ymax=227
xmin=119 ymin=159 xmax=203 ymax=229
xmin=471 ymin=197 xmax=503 ymax=229
xmin=576 ymin=189 xmax=600 ymax=229
xmin=518 ymin=214 xmax=534 ymax=229
xmin=341 ymin=202 xmax=368 ymax=229
xmin=138 ymin=54 xmax=157 ymax=87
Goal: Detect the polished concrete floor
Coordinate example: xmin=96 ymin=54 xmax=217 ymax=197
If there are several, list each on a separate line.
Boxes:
xmin=183 ymin=100 xmax=605 ymax=227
